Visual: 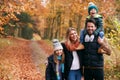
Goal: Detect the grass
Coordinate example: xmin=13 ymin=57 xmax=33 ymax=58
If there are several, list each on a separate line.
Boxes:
xmin=0 ymin=38 xmax=13 ymax=49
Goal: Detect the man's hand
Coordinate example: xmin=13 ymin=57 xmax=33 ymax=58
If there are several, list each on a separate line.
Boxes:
xmin=98 ymin=37 xmax=111 ymax=55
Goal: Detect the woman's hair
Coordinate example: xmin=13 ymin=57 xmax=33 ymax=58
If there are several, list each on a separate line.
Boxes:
xmin=66 ymin=27 xmax=77 ymax=39
xmin=53 ymin=51 xmax=65 ymax=63
xmin=65 ymin=27 xmax=79 ymax=42
xmin=65 ymin=27 xmax=80 ymax=51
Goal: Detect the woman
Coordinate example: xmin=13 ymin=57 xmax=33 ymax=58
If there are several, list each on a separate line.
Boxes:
xmin=62 ymin=27 xmax=84 ymax=80
xmin=45 ymin=39 xmax=65 ymax=80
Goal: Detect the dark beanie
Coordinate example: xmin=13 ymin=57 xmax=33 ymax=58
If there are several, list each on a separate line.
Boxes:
xmin=88 ymin=3 xmax=98 ymax=14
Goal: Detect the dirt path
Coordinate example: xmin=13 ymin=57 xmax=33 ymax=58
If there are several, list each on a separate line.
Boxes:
xmin=0 ymin=37 xmax=120 ymax=80
xmin=0 ymin=37 xmax=53 ymax=80
xmin=29 ymin=40 xmax=48 ymax=79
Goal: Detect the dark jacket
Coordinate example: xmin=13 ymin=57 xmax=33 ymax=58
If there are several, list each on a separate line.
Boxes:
xmin=45 ymin=55 xmax=64 ymax=80
xmin=83 ymin=35 xmax=104 ymax=67
xmin=61 ymin=43 xmax=83 ymax=80
xmin=86 ymin=14 xmax=103 ymax=36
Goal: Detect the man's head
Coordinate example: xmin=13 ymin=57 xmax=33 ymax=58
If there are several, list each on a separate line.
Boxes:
xmin=88 ymin=2 xmax=98 ymax=17
xmin=85 ymin=18 xmax=97 ymax=35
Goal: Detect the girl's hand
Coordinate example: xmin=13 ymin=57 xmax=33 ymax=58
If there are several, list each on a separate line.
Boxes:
xmin=81 ymin=77 xmax=84 ymax=80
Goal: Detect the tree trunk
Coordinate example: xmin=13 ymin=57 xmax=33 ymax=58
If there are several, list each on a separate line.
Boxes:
xmin=76 ymin=14 xmax=82 ymax=34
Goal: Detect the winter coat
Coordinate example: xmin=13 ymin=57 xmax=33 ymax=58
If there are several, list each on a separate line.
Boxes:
xmin=82 ymin=35 xmax=104 ymax=67
xmin=45 ymin=55 xmax=64 ymax=80
xmin=61 ymin=43 xmax=83 ymax=80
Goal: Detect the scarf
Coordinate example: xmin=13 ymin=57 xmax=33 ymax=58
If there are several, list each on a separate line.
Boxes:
xmin=65 ymin=40 xmax=84 ymax=51
xmin=56 ymin=56 xmax=64 ymax=80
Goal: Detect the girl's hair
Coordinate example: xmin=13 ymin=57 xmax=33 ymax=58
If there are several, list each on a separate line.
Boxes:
xmin=53 ymin=51 xmax=65 ymax=63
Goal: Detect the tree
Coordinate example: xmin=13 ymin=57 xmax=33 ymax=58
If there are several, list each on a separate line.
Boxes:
xmin=0 ymin=0 xmax=45 ymax=38
xmin=44 ymin=0 xmax=116 ymax=40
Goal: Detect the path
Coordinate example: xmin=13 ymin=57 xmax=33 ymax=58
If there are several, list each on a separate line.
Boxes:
xmin=29 ymin=40 xmax=48 ymax=79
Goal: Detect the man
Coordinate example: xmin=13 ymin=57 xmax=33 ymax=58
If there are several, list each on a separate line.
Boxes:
xmin=82 ymin=18 xmax=105 ymax=80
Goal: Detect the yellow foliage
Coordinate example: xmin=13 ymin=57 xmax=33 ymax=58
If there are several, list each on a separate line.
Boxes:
xmin=28 ymin=23 xmax=33 ymax=28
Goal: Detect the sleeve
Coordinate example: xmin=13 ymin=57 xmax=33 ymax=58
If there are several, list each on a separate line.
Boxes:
xmin=98 ymin=38 xmax=111 ymax=56
xmin=80 ymin=29 xmax=85 ymax=43
xmin=61 ymin=43 xmax=66 ymax=52
xmin=79 ymin=50 xmax=84 ymax=76
xmin=94 ymin=17 xmax=104 ymax=36
xmin=45 ymin=58 xmax=52 ymax=80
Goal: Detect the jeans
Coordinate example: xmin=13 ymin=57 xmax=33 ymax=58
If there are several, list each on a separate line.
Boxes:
xmin=68 ymin=69 xmax=82 ymax=80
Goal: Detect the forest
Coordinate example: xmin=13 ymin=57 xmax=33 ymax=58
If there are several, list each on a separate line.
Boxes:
xmin=0 ymin=0 xmax=120 ymax=80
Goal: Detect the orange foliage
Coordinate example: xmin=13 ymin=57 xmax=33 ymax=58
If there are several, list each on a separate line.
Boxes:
xmin=0 ymin=37 xmax=54 ymax=79
xmin=0 ymin=0 xmax=47 ymax=37
xmin=0 ymin=0 xmax=116 ymax=38
xmin=0 ymin=27 xmax=4 ymax=31
xmin=0 ymin=38 xmax=43 ymax=80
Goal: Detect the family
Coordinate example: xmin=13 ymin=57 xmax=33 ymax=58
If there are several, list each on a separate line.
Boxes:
xmin=45 ymin=2 xmax=111 ymax=80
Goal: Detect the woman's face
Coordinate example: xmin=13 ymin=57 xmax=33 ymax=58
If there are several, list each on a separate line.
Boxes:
xmin=55 ymin=49 xmax=63 ymax=56
xmin=69 ymin=30 xmax=78 ymax=42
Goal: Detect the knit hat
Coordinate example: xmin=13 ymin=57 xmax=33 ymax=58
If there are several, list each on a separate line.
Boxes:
xmin=88 ymin=2 xmax=98 ymax=14
xmin=52 ymin=39 xmax=63 ymax=51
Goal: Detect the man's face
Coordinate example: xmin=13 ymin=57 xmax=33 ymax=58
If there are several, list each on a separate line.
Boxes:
xmin=86 ymin=22 xmax=96 ymax=35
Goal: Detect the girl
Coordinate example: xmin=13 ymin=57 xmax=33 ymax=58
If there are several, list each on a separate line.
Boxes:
xmin=45 ymin=39 xmax=65 ymax=80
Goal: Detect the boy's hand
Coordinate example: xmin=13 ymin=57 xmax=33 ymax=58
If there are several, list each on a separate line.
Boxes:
xmin=98 ymin=37 xmax=104 ymax=45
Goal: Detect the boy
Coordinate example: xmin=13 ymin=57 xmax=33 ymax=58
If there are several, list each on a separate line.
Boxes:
xmin=80 ymin=2 xmax=104 ymax=43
